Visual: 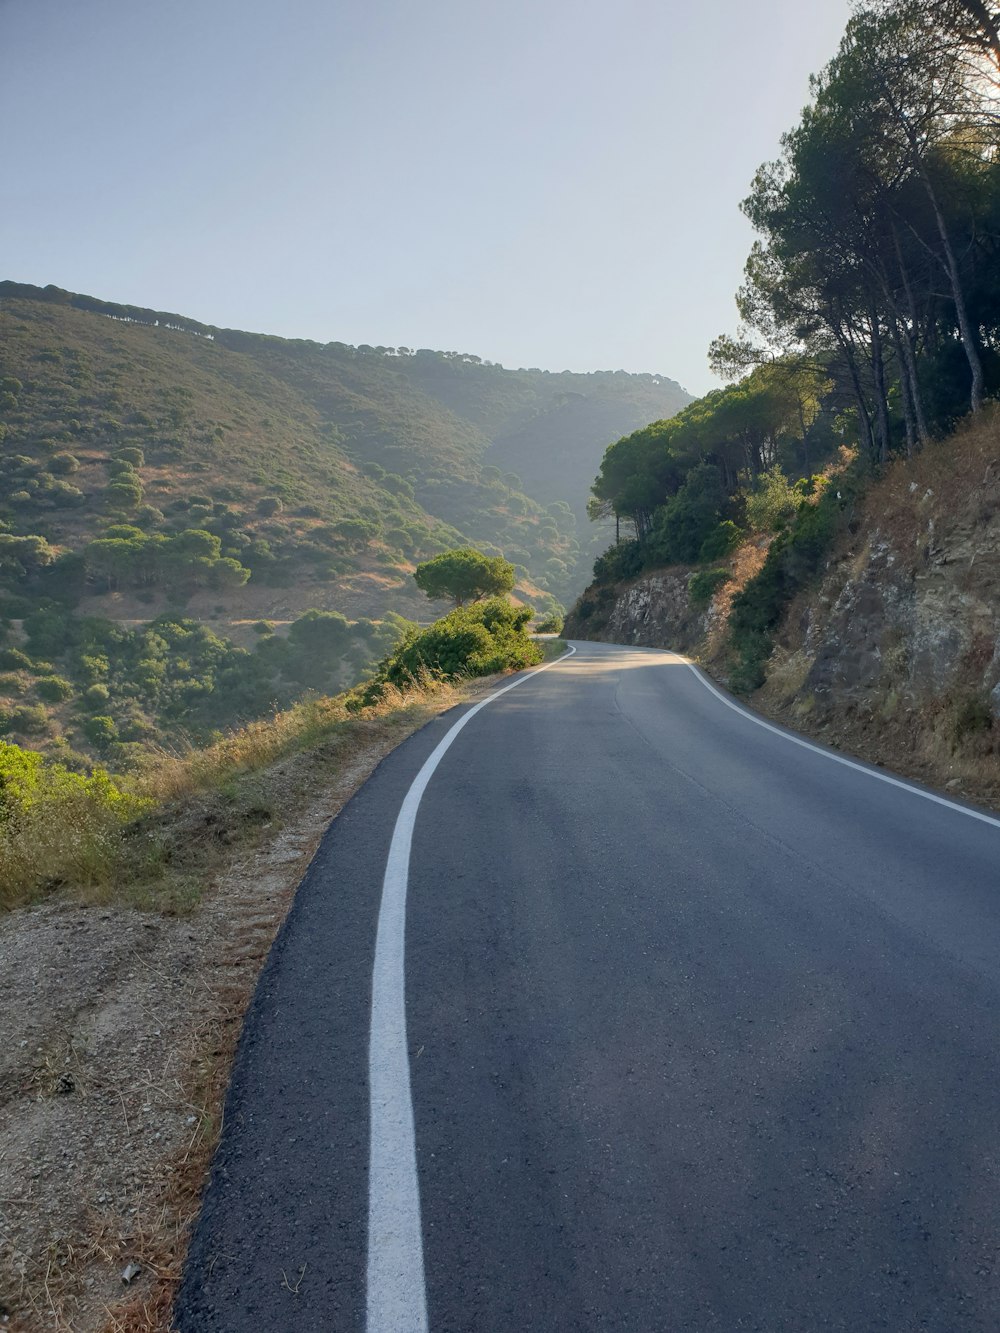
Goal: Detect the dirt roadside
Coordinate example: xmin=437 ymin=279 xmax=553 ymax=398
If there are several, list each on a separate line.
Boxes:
xmin=0 ymin=676 xmax=511 ymax=1332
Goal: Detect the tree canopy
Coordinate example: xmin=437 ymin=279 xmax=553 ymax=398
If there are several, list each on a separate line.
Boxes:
xmin=730 ymin=0 xmax=1000 ymax=462
xmin=413 ymin=547 xmax=516 ymax=607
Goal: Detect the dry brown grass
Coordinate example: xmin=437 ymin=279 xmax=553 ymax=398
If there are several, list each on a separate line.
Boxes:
xmin=700 ymin=534 xmax=774 ymax=663
xmin=871 ymin=403 xmax=1000 ymax=557
xmin=0 ymin=676 xmax=464 ymax=915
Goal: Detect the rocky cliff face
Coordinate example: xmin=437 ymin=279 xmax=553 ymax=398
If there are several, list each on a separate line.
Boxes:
xmin=565 ymin=569 xmax=711 ymax=652
xmin=758 ymin=436 xmax=1000 ymax=790
xmin=568 ymin=414 xmax=1000 ymax=801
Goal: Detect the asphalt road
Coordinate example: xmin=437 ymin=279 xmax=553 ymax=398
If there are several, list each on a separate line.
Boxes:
xmin=176 ymin=641 xmax=1000 ymax=1331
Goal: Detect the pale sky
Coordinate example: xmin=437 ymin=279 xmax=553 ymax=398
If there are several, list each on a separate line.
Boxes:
xmin=1 ymin=0 xmax=852 ymax=396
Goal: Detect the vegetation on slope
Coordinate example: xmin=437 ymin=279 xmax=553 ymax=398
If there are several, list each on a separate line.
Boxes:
xmin=0 ymin=592 xmax=548 ymax=909
xmin=0 ymin=281 xmax=687 ymax=606
xmin=0 ymin=284 xmax=683 ymax=758
xmin=572 ymin=0 xmax=1000 ymax=697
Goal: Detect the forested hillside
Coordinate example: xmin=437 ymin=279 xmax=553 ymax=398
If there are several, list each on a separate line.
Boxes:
xmin=0 ymin=283 xmax=686 ymax=760
xmin=573 ymin=0 xmax=1000 ymax=710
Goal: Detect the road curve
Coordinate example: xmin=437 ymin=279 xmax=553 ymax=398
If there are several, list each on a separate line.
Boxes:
xmin=176 ymin=641 xmax=1000 ymax=1331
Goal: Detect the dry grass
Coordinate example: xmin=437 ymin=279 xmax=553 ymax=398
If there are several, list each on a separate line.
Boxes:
xmin=871 ymin=403 xmax=1000 ymax=558
xmin=700 ymin=534 xmax=774 ymax=663
xmin=0 ymin=676 xmax=462 ymax=914
xmin=0 ymin=661 xmax=540 ymax=1331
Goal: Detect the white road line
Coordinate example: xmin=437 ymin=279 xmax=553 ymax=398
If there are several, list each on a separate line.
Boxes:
xmin=366 ymin=645 xmax=577 ymax=1333
xmin=681 ymin=657 xmax=1000 ymax=832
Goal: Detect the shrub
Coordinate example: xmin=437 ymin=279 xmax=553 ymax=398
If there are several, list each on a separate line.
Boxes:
xmin=954 ymin=692 xmax=992 ymax=745
xmin=536 ymin=613 xmax=564 ymax=633
xmin=49 ymin=452 xmax=80 ymax=475
xmin=82 ymin=715 xmax=118 ymax=747
xmin=115 ymin=446 xmax=145 ymax=467
xmin=593 ymin=540 xmax=644 ymax=584
xmin=83 ymin=683 xmax=111 ymax=709
xmin=745 ymin=466 xmax=801 ymax=533
xmin=728 ymin=479 xmax=848 ymax=693
xmin=0 ymin=648 xmax=32 ymax=671
xmin=2 ymin=704 xmax=49 ymax=736
xmin=647 ymin=463 xmax=727 ymax=565
xmin=107 ymin=479 xmax=143 ymax=510
xmin=367 ymin=598 xmax=541 ymax=699
xmin=0 ymin=741 xmax=149 ymax=907
xmin=698 ymin=520 xmax=741 ymax=562
xmin=35 ymin=675 xmax=74 ymax=703
xmin=256 ymin=496 xmax=283 ymax=516
xmin=688 ymin=568 xmax=730 ymax=608
xmin=252 ymin=620 xmax=274 ymax=635
xmin=50 ymin=481 xmax=85 ymax=507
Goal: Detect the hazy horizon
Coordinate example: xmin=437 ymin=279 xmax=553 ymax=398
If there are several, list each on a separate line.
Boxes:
xmin=2 ymin=0 xmax=852 ymax=395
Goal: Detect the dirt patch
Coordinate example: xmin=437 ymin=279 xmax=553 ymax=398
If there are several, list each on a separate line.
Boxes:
xmin=0 ymin=680 xmax=503 ymax=1331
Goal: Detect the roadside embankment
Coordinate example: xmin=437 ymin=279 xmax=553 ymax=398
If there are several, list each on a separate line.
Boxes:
xmin=567 ymin=410 xmax=1000 ymax=813
xmin=0 ymin=641 xmax=563 ymax=1331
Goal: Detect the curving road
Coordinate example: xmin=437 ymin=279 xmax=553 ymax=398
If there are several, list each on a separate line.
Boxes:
xmin=177 ymin=641 xmax=1000 ymax=1331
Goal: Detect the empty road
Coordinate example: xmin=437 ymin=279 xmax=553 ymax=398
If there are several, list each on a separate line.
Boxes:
xmin=177 ymin=641 xmax=1000 ymax=1331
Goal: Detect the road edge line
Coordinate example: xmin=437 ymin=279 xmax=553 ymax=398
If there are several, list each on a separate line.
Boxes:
xmin=682 ymin=658 xmax=1000 ymax=832
xmin=366 ymin=644 xmax=577 ymax=1333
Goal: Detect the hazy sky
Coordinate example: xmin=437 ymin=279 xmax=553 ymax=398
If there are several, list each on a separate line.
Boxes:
xmin=2 ymin=0 xmax=852 ymax=395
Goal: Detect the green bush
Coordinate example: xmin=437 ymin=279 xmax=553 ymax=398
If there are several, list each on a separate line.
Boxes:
xmin=688 ymin=568 xmax=730 ymax=608
xmin=0 ymin=740 xmax=149 ymax=906
xmin=647 ymin=462 xmax=727 ymax=565
xmin=256 ymin=496 xmax=283 ymax=516
xmin=536 ymin=613 xmax=564 ymax=633
xmin=82 ymin=715 xmax=118 ymax=747
xmin=728 ymin=480 xmax=848 ymax=693
xmin=593 ymin=540 xmax=644 ymax=584
xmin=35 ymin=675 xmax=74 ymax=703
xmin=698 ymin=520 xmax=741 ymax=562
xmin=50 ymin=481 xmax=85 ymax=507
xmin=1 ymin=704 xmax=49 ymax=736
xmin=49 ymin=452 xmax=80 ymax=475
xmin=367 ymin=598 xmax=542 ymax=698
xmin=0 ymin=648 xmax=32 ymax=671
xmin=115 ymin=446 xmax=145 ymax=467
xmin=745 ymin=466 xmax=801 ymax=533
xmin=83 ymin=683 xmax=111 ymax=709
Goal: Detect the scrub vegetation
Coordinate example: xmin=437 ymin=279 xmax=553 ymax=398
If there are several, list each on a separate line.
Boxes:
xmin=0 ymin=574 xmax=546 ymax=910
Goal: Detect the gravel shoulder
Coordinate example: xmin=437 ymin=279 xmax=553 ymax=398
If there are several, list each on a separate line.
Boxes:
xmin=0 ymin=679 xmax=502 ymax=1332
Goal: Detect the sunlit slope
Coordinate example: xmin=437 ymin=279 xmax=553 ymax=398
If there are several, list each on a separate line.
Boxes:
xmin=0 ymin=283 xmax=689 ymax=602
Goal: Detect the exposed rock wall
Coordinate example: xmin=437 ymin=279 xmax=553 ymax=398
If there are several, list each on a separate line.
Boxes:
xmin=567 ymin=415 xmax=1000 ymax=801
xmin=564 ymin=569 xmax=710 ymax=653
xmin=765 ymin=463 xmax=1000 ymax=726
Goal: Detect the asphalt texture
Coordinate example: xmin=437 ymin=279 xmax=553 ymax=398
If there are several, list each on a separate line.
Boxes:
xmin=176 ymin=642 xmax=1000 ymax=1331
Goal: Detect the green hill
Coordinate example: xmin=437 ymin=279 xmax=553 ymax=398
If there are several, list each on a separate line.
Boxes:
xmin=0 ymin=282 xmax=688 ymax=760
xmin=0 ymin=282 xmax=688 ymax=603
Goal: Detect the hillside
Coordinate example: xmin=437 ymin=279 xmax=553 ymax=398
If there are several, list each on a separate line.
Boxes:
xmin=567 ymin=410 xmax=1000 ymax=812
xmin=0 ymin=282 xmax=688 ymax=760
xmin=0 ymin=282 xmax=688 ymax=604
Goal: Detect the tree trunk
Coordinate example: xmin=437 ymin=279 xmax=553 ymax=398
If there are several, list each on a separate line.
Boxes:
xmin=888 ymin=224 xmax=932 ymax=445
xmin=869 ymin=311 xmax=892 ymax=465
xmin=898 ymin=121 xmax=987 ymax=411
xmin=890 ymin=315 xmax=917 ymax=456
xmin=838 ymin=329 xmax=875 ymax=461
